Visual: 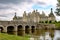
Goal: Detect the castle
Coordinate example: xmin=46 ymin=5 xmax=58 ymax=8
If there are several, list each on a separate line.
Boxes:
xmin=13 ymin=8 xmax=55 ymax=23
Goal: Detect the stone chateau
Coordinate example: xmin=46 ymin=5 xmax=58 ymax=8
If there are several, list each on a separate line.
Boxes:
xmin=13 ymin=8 xmax=55 ymax=23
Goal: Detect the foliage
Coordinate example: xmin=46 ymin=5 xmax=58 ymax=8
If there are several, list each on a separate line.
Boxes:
xmin=55 ymin=20 xmax=57 ymax=23
xmin=57 ymin=0 xmax=60 ymax=3
xmin=58 ymin=21 xmax=60 ymax=23
xmin=55 ymin=0 xmax=60 ymax=16
xmin=39 ymin=20 xmax=60 ymax=29
xmin=53 ymin=21 xmax=60 ymax=28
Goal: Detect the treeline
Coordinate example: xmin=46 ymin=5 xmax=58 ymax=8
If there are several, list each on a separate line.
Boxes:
xmin=39 ymin=20 xmax=60 ymax=24
xmin=39 ymin=20 xmax=60 ymax=29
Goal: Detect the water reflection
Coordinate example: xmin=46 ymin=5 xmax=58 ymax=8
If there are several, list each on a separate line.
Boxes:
xmin=30 ymin=30 xmax=54 ymax=40
xmin=7 ymin=31 xmax=24 ymax=36
xmin=30 ymin=37 xmax=34 ymax=40
xmin=39 ymin=35 xmax=44 ymax=40
xmin=45 ymin=32 xmax=52 ymax=40
xmin=7 ymin=29 xmax=60 ymax=40
xmin=30 ymin=30 xmax=60 ymax=40
xmin=53 ymin=30 xmax=60 ymax=40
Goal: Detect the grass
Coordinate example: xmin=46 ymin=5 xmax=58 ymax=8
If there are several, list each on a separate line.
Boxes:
xmin=0 ymin=33 xmax=29 ymax=40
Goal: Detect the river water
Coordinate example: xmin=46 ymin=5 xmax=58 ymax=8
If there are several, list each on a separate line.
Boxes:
xmin=30 ymin=30 xmax=60 ymax=40
xmin=7 ymin=29 xmax=60 ymax=40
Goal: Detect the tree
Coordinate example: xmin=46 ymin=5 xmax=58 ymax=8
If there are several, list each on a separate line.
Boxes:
xmin=58 ymin=21 xmax=60 ymax=23
xmin=53 ymin=20 xmax=57 ymax=23
xmin=55 ymin=20 xmax=57 ymax=23
xmin=55 ymin=0 xmax=60 ymax=16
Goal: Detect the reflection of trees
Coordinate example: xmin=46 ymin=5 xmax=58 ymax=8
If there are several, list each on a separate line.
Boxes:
xmin=50 ymin=32 xmax=54 ymax=38
xmin=44 ymin=30 xmax=54 ymax=38
xmin=49 ymin=30 xmax=54 ymax=40
xmin=32 ymin=30 xmax=54 ymax=40
xmin=35 ymin=30 xmax=46 ymax=36
xmin=33 ymin=29 xmax=54 ymax=40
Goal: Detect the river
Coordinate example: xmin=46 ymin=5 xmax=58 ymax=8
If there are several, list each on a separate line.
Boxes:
xmin=7 ymin=29 xmax=60 ymax=40
xmin=30 ymin=30 xmax=60 ymax=40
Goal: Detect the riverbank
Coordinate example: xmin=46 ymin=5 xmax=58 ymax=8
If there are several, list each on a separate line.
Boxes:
xmin=0 ymin=33 xmax=29 ymax=40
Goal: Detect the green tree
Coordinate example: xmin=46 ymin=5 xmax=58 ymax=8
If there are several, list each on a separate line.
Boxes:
xmin=58 ymin=21 xmax=60 ymax=23
xmin=55 ymin=20 xmax=57 ymax=23
xmin=55 ymin=0 xmax=60 ymax=16
xmin=53 ymin=20 xmax=57 ymax=23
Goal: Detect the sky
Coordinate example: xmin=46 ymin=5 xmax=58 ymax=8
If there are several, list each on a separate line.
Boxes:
xmin=0 ymin=0 xmax=60 ymax=21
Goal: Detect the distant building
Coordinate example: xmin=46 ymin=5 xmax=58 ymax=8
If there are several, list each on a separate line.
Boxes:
xmin=13 ymin=8 xmax=55 ymax=23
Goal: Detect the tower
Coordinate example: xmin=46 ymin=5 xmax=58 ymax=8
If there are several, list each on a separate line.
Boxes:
xmin=49 ymin=8 xmax=55 ymax=21
xmin=23 ymin=11 xmax=26 ymax=17
xmin=23 ymin=11 xmax=27 ymax=22
xmin=13 ymin=12 xmax=17 ymax=20
xmin=49 ymin=8 xmax=54 ymax=17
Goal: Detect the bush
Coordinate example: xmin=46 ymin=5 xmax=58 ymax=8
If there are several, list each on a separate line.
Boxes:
xmin=58 ymin=21 xmax=60 ymax=23
xmin=55 ymin=20 xmax=57 ymax=23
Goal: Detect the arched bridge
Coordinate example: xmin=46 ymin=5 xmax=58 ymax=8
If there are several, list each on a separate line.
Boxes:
xmin=0 ymin=21 xmax=55 ymax=35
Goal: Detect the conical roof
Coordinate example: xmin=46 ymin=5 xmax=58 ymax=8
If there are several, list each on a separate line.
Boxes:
xmin=13 ymin=12 xmax=17 ymax=20
xmin=49 ymin=8 xmax=55 ymax=17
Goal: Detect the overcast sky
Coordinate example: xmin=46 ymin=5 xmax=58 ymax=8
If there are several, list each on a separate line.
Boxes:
xmin=0 ymin=0 xmax=60 ymax=21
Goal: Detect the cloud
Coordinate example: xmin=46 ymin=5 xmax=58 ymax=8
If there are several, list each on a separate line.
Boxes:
xmin=0 ymin=0 xmax=59 ymax=21
xmin=0 ymin=0 xmax=22 ymax=4
xmin=0 ymin=0 xmax=33 ymax=4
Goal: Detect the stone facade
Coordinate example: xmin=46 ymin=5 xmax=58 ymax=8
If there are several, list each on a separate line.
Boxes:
xmin=13 ymin=8 xmax=55 ymax=23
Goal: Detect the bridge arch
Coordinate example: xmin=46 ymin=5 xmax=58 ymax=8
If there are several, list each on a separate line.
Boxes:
xmin=31 ymin=26 xmax=35 ymax=33
xmin=7 ymin=26 xmax=14 ymax=34
xmin=25 ymin=25 xmax=29 ymax=34
xmin=0 ymin=27 xmax=4 ymax=33
xmin=17 ymin=25 xmax=23 ymax=36
xmin=17 ymin=25 xmax=23 ymax=31
xmin=0 ymin=25 xmax=4 ymax=33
